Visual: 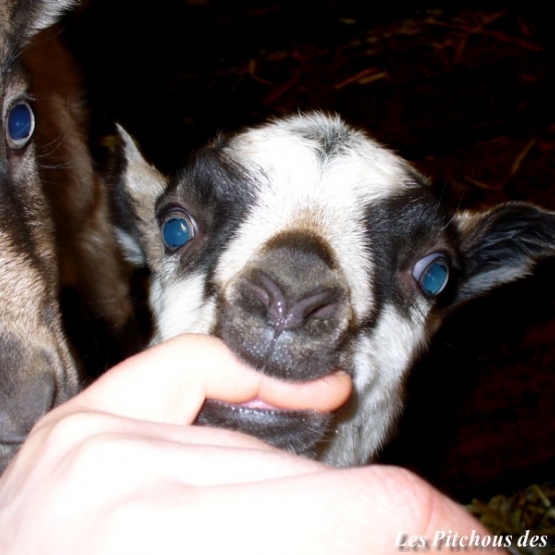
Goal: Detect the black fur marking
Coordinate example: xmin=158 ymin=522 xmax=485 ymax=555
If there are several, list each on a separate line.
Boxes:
xmin=362 ymin=186 xmax=459 ymax=321
xmin=157 ymin=145 xmax=258 ymax=294
xmin=461 ymin=203 xmax=555 ymax=276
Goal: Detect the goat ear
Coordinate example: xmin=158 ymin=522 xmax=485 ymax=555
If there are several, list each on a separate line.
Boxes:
xmin=110 ymin=125 xmax=167 ymax=271
xmin=453 ymin=202 xmax=555 ymax=304
xmin=7 ymin=0 xmax=77 ymax=43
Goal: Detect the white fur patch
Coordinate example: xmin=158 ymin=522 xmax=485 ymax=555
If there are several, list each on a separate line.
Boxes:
xmin=150 ymin=272 xmax=216 ymax=343
xmin=321 ymin=303 xmax=430 ymax=466
xmin=115 ymin=229 xmax=146 ymax=266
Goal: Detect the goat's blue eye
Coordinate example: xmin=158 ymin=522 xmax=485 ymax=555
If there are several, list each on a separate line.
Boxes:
xmin=161 ymin=210 xmax=197 ymax=250
xmin=413 ymin=253 xmax=450 ymax=297
xmin=6 ymin=102 xmax=35 ymax=149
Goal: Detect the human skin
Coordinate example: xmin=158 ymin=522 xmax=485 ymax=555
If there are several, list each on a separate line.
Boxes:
xmin=0 ymin=334 xmax=500 ymax=555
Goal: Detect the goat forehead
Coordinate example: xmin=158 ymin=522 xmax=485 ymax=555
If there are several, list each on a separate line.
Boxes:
xmin=225 ymin=118 xmax=416 ymax=205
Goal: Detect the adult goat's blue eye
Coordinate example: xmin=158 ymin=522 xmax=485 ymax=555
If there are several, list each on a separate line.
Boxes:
xmin=6 ymin=102 xmax=35 ymax=149
xmin=413 ymin=253 xmax=450 ymax=297
xmin=161 ymin=210 xmax=197 ymax=250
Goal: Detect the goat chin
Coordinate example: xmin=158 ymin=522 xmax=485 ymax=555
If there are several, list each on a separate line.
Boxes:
xmin=112 ymin=112 xmax=555 ymax=467
xmin=196 ymin=400 xmax=332 ymax=458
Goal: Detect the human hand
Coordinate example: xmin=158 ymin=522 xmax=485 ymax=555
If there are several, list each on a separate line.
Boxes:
xmin=0 ymin=334 xmax=498 ymax=554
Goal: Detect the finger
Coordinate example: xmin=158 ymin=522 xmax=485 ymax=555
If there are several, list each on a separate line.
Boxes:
xmin=70 ymin=334 xmax=352 ymax=425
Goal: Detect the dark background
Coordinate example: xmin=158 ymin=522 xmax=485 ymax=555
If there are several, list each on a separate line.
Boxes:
xmin=66 ymin=0 xmax=555 ymax=503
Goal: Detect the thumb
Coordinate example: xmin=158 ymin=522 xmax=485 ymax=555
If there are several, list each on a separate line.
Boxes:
xmin=71 ymin=334 xmax=352 ymax=425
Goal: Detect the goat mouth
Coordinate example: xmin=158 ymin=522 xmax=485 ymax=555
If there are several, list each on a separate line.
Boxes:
xmin=192 ymin=344 xmax=352 ymax=455
xmin=195 ymin=399 xmax=333 ymax=457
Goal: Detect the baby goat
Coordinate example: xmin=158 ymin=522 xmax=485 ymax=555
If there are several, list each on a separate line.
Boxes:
xmin=112 ymin=112 xmax=555 ymax=466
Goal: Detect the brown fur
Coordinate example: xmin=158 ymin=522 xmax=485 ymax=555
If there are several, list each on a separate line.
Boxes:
xmin=23 ymin=26 xmax=137 ymax=357
xmin=0 ymin=1 xmax=136 ymax=473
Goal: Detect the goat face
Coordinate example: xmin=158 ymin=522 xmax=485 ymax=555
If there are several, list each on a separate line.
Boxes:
xmin=114 ymin=112 xmax=555 ymax=466
xmin=0 ymin=0 xmax=81 ymax=473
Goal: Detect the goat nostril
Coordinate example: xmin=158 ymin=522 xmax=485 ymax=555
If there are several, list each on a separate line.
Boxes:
xmin=250 ymin=270 xmax=288 ymax=322
xmin=292 ymin=290 xmax=338 ymax=322
xmin=247 ymin=270 xmax=339 ymax=332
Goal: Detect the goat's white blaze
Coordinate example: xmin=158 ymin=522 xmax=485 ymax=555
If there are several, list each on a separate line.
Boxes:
xmin=151 ymin=272 xmax=216 ymax=343
xmin=354 ymin=301 xmax=430 ymax=392
xmin=323 ymin=303 xmax=430 ymax=466
xmin=212 ymin=116 xmax=418 ymax=323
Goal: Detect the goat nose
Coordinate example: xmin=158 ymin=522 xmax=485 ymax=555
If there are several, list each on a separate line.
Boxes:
xmin=249 ymin=270 xmax=339 ymax=332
